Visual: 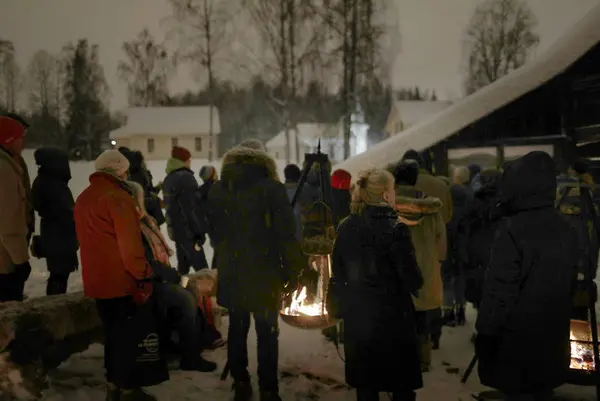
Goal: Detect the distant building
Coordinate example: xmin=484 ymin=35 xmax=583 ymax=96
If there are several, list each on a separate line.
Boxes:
xmin=383 ymin=100 xmax=452 ymax=137
xmin=109 ymin=106 xmax=220 ymax=160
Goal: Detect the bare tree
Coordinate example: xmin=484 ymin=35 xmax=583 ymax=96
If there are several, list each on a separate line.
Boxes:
xmin=0 ymin=38 xmax=19 ymax=112
xmin=26 ymin=50 xmax=58 ymax=115
xmin=167 ymin=0 xmax=236 ymax=161
xmin=118 ymin=29 xmax=172 ymax=107
xmin=464 ymin=0 xmax=539 ymax=94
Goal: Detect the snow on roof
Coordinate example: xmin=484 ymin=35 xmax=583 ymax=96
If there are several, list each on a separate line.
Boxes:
xmin=266 ymin=123 xmax=339 ymax=148
xmin=110 ymin=106 xmax=221 ymax=139
xmin=335 ymin=5 xmax=600 ymax=178
xmin=394 ymin=100 xmax=452 ymax=130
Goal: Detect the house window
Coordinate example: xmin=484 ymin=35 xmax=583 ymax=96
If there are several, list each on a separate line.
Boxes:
xmin=147 ymin=138 xmax=155 ymax=153
xmin=195 ymin=137 xmax=202 ymax=152
xmin=172 ymin=137 xmax=178 ymax=147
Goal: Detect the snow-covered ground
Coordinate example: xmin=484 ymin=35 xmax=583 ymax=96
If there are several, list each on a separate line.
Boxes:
xmin=20 ymin=150 xmax=598 ymax=400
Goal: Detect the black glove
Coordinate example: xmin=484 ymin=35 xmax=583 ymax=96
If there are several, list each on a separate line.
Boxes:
xmin=151 ymin=261 xmax=181 ymax=284
xmin=14 ymin=261 xmax=32 ymax=283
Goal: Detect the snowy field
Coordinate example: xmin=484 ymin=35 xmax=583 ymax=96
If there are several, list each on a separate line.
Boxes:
xmin=20 ymin=150 xmax=598 ymax=401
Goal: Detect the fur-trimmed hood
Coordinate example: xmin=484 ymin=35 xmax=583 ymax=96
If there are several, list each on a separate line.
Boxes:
xmin=394 ymin=185 xmax=442 ymax=226
xmin=220 ymin=145 xmax=280 ymax=186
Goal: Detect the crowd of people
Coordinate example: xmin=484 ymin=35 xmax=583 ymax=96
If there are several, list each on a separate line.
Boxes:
xmin=0 ymin=110 xmax=598 ymax=401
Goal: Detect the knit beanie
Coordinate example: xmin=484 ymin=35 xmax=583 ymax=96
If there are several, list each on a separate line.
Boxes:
xmin=238 ymin=139 xmax=265 ymax=151
xmin=331 ymin=169 xmax=352 ymax=190
xmin=0 ymin=115 xmax=27 ymax=146
xmin=95 ymin=149 xmax=130 ymax=177
xmin=401 ymin=149 xmax=425 ymax=168
xmin=172 ymin=146 xmax=191 ymax=162
xmin=393 ymin=161 xmax=419 ymax=186
xmin=199 ymin=165 xmax=216 ymax=182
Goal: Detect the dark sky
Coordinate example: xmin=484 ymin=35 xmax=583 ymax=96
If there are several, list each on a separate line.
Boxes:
xmin=0 ymin=0 xmax=596 ymax=110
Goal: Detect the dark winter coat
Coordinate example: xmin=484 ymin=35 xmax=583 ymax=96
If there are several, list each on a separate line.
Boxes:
xmin=459 ymin=180 xmax=502 ymax=307
xmin=332 ymin=206 xmax=423 ymax=391
xmin=475 ymin=151 xmax=579 ymax=395
xmin=206 ymin=146 xmax=304 ymax=312
xmin=31 ymin=148 xmax=79 ymax=274
xmin=284 ymin=181 xmax=302 ymax=241
xmin=331 ymin=188 xmax=351 ymax=228
xmin=198 ymin=179 xmax=215 ymax=203
xmin=445 ymin=184 xmax=473 ymax=275
xmin=124 ymin=150 xmax=165 ymax=226
xmin=163 ymin=159 xmax=206 ymax=245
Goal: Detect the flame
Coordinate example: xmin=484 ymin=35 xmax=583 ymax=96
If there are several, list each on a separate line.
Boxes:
xmin=282 ymin=286 xmax=327 ymax=317
xmin=570 ymin=329 xmax=596 ymax=371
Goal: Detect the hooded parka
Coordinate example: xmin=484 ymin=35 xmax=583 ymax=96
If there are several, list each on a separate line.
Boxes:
xmin=476 ymin=151 xmax=579 ymax=395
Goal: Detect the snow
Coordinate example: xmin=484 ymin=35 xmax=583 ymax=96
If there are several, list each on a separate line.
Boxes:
xmin=20 ymin=150 xmax=598 ymax=400
xmin=334 ymin=4 xmax=600 ymax=178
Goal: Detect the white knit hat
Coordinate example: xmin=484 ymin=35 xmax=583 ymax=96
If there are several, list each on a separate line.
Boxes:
xmin=95 ymin=149 xmax=130 ymax=177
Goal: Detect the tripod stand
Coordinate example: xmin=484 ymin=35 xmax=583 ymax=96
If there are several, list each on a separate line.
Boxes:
xmin=462 ymin=181 xmax=600 ymax=401
xmin=219 ymin=143 xmax=337 ymax=382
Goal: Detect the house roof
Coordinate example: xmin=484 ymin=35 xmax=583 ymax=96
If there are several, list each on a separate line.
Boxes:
xmin=266 ymin=123 xmax=339 ymax=148
xmin=393 ymin=100 xmax=452 ymax=130
xmin=110 ymin=106 xmax=221 ymax=139
xmin=335 ymin=5 xmax=600 ymax=177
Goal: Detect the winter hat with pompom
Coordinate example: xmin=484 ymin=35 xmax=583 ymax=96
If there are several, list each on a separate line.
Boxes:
xmin=199 ymin=165 xmax=216 ymax=182
xmin=95 ymin=149 xmax=130 ymax=177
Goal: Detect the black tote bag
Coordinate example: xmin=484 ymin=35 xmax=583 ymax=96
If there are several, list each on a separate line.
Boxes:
xmin=108 ymin=298 xmax=169 ymax=388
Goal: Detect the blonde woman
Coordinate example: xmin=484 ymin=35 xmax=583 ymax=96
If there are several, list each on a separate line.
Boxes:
xmin=331 ymin=169 xmax=423 ymax=401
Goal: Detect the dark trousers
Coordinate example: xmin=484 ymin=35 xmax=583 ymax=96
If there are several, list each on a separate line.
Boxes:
xmin=356 ymin=388 xmax=416 ymax=401
xmin=228 ymin=306 xmax=279 ymax=392
xmin=153 ymin=283 xmax=202 ymax=365
xmin=175 ymin=241 xmax=208 ymax=275
xmin=0 ymin=272 xmax=25 ymax=302
xmin=96 ymin=296 xmax=137 ymax=389
xmin=46 ymin=273 xmax=70 ymax=295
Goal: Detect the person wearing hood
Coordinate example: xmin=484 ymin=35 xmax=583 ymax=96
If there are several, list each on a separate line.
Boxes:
xmin=163 ymin=146 xmax=208 ymax=275
xmin=198 ymin=165 xmax=218 ymax=202
xmin=401 ymin=149 xmax=452 ymax=224
xmin=475 ymin=152 xmax=579 ymax=400
xmin=31 ymin=147 xmax=79 ymax=295
xmin=118 ymin=148 xmax=165 ymax=227
xmin=392 ymin=160 xmax=446 ymax=371
xmin=0 ymin=114 xmax=32 ymax=302
xmin=206 ymin=139 xmax=304 ymax=401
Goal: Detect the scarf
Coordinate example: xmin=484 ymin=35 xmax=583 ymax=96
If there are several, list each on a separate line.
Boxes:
xmin=141 ymin=216 xmax=173 ymax=266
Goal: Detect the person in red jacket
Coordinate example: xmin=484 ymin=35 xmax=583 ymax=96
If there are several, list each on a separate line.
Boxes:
xmin=74 ymin=149 xmax=156 ymax=401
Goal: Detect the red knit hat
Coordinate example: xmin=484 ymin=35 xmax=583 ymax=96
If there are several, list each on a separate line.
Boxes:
xmin=171 ymin=146 xmax=191 ymax=162
xmin=0 ymin=116 xmax=26 ymax=146
xmin=331 ymin=169 xmax=352 ymax=190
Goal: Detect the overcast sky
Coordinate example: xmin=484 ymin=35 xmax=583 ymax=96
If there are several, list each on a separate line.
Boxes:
xmin=0 ymin=0 xmax=597 ymax=111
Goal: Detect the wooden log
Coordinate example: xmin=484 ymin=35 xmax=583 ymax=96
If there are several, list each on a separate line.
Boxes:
xmin=0 ymin=292 xmax=103 ymax=400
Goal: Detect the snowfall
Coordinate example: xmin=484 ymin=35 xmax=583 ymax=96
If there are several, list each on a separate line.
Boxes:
xmin=17 ymin=150 xmax=598 ymax=401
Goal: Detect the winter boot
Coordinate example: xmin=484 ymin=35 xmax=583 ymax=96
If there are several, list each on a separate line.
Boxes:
xmin=456 ymin=305 xmax=466 ymax=326
xmin=180 ymin=355 xmax=217 ymax=372
xmin=392 ymin=390 xmax=417 ymax=401
xmin=431 ymin=334 xmax=440 ymax=350
xmin=260 ymin=390 xmax=283 ymax=401
xmin=442 ymin=308 xmax=456 ymax=327
xmin=105 ymin=383 xmax=120 ymax=401
xmin=233 ymin=381 xmax=253 ymax=401
xmin=119 ymin=388 xmax=157 ymax=401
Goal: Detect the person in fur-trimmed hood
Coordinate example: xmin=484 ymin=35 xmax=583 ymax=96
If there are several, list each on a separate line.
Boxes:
xmin=206 ymin=139 xmax=304 ymax=401
xmin=392 ymin=160 xmax=446 ymax=371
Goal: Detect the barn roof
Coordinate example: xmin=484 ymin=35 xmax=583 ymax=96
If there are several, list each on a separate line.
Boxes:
xmin=393 ymin=100 xmax=452 ymax=130
xmin=335 ymin=5 xmax=600 ymax=177
xmin=110 ymin=106 xmax=221 ymax=139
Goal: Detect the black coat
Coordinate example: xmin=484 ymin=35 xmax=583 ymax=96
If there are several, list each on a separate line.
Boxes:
xmin=31 ymin=148 xmax=78 ymax=273
xmin=124 ymin=150 xmax=165 ymax=226
xmin=331 ymin=188 xmax=351 ymax=228
xmin=207 ymin=146 xmax=304 ymax=312
xmin=476 ymin=151 xmax=578 ymax=395
xmin=332 ymin=206 xmax=423 ymax=391
xmin=163 ymin=167 xmax=205 ymax=244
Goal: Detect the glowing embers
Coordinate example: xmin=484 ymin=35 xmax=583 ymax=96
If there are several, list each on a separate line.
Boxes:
xmin=570 ymin=319 xmax=600 ymax=371
xmin=280 ymin=254 xmax=340 ymax=330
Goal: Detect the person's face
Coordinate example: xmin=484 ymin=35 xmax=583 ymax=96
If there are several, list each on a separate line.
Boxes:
xmin=382 ymin=180 xmax=396 ymax=206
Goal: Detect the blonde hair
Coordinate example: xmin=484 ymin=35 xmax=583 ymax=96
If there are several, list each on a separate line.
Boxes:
xmin=126 ymin=181 xmax=147 ymax=216
xmin=350 ymin=169 xmax=394 ymax=215
xmin=453 ymin=166 xmax=471 ymax=185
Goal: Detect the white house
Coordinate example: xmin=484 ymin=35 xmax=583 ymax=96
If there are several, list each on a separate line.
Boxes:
xmin=109 ymin=106 xmax=221 ymax=160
